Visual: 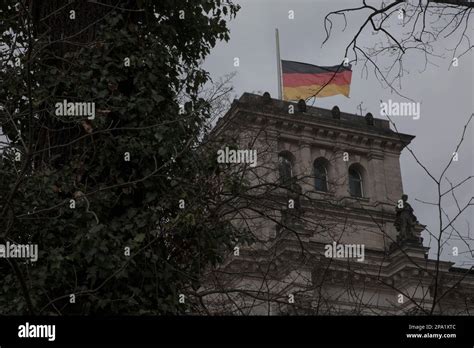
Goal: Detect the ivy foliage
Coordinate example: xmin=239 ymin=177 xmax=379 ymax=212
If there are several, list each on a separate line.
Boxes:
xmin=0 ymin=0 xmax=249 ymax=314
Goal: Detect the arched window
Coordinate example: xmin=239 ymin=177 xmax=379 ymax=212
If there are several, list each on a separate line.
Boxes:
xmin=349 ymin=166 xmax=363 ymax=197
xmin=313 ymin=158 xmax=328 ymax=192
xmin=278 ymin=152 xmax=293 ymax=184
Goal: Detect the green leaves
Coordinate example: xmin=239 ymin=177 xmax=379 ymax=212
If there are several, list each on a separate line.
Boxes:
xmin=151 ymin=90 xmax=164 ymax=103
xmin=90 ymin=224 xmax=105 ymax=233
xmin=0 ymin=0 xmax=243 ymax=315
xmin=134 ymin=233 xmax=146 ymax=243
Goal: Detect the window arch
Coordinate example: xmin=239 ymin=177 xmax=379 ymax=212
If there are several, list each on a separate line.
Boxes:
xmin=313 ymin=158 xmax=329 ymax=192
xmin=278 ymin=151 xmax=294 ymax=184
xmin=348 ymin=165 xmax=363 ymax=197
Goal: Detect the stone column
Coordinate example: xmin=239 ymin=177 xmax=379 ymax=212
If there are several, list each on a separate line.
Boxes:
xmin=299 ymin=141 xmax=312 ymax=193
xmin=367 ymin=149 xmax=386 ymax=202
xmin=332 ymin=146 xmax=347 ymax=197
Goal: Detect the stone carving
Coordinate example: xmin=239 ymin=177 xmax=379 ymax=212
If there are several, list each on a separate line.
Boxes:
xmin=331 ymin=106 xmax=340 ymax=119
xmin=297 ymin=99 xmax=307 ymax=112
xmin=394 ymin=194 xmax=418 ymax=242
xmin=365 ymin=112 xmax=374 ymax=126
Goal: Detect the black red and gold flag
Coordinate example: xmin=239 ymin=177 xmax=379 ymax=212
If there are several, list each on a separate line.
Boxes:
xmin=282 ymin=60 xmax=352 ymax=100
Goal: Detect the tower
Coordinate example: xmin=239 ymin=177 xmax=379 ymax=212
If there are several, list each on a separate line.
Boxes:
xmin=204 ymin=92 xmax=474 ymax=315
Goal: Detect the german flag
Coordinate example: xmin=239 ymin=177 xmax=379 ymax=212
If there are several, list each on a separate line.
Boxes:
xmin=282 ymin=60 xmax=352 ymax=100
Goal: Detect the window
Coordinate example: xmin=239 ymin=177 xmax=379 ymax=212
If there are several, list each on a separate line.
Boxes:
xmin=349 ymin=166 xmax=363 ymax=197
xmin=278 ymin=152 xmax=293 ymax=184
xmin=313 ymin=159 xmax=328 ymax=192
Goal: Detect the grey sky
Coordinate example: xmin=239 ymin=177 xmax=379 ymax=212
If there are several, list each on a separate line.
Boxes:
xmin=204 ymin=0 xmax=473 ymax=266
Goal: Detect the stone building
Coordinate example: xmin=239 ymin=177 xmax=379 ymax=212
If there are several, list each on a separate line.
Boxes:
xmin=201 ymin=92 xmax=474 ymax=315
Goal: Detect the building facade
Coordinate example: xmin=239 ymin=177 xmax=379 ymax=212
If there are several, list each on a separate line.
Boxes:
xmin=201 ymin=92 xmax=474 ymax=315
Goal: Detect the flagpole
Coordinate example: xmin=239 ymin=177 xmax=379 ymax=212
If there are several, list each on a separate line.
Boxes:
xmin=275 ymin=28 xmax=283 ymax=100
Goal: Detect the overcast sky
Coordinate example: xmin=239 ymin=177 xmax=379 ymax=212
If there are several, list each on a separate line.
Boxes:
xmin=204 ymin=0 xmax=473 ymax=266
